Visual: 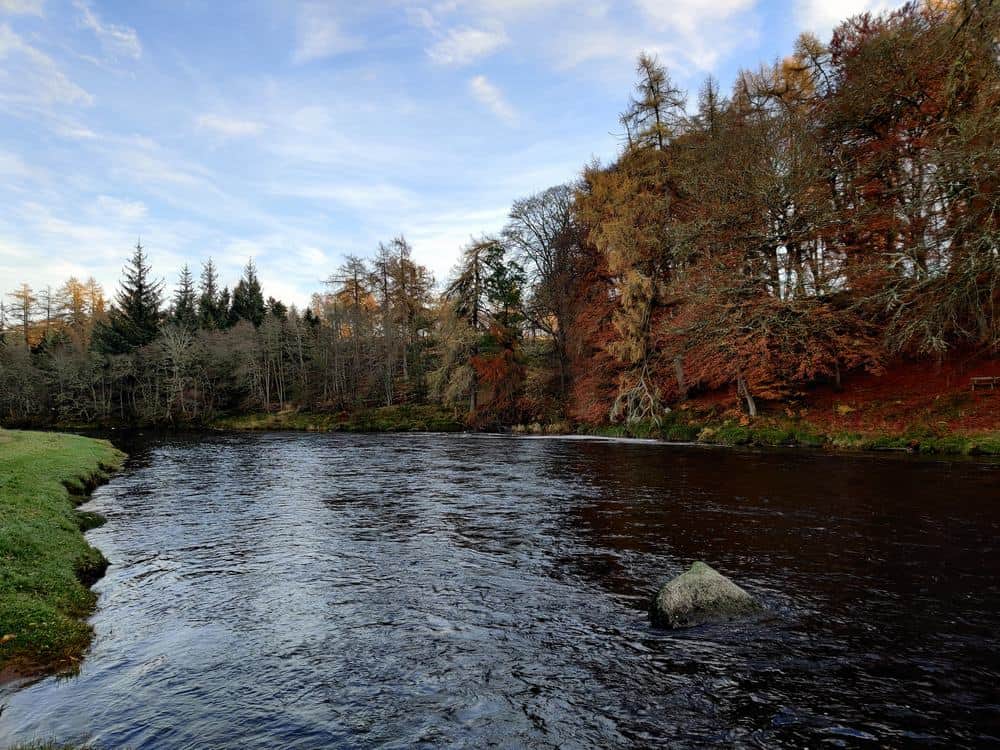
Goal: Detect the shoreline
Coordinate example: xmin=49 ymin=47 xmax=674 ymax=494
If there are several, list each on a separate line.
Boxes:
xmin=88 ymin=411 xmax=997 ymax=459
xmin=205 ymin=407 xmax=1000 ymax=458
xmin=0 ymin=430 xmax=127 ymax=686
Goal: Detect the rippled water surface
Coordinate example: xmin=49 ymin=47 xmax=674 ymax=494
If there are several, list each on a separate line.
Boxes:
xmin=2 ymin=433 xmax=999 ymax=748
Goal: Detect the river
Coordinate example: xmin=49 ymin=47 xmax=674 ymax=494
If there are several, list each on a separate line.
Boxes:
xmin=1 ymin=433 xmax=998 ymax=748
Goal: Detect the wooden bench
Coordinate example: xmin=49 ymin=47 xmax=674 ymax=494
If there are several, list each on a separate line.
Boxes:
xmin=971 ymin=376 xmax=1000 ymax=391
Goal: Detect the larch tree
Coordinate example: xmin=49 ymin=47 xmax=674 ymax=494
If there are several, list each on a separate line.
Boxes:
xmin=7 ymin=283 xmax=36 ymax=349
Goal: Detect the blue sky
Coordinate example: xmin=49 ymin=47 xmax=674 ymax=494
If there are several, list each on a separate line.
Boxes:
xmin=0 ymin=0 xmax=900 ymax=308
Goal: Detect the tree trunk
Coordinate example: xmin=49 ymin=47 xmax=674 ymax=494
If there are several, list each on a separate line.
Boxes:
xmin=673 ymin=355 xmax=687 ymax=400
xmin=737 ymin=374 xmax=757 ymax=417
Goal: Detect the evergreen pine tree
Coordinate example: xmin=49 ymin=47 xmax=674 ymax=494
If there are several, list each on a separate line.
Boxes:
xmin=198 ymin=258 xmax=223 ymax=329
xmin=230 ymin=259 xmax=265 ymax=327
xmin=94 ymin=240 xmax=163 ymax=354
xmin=217 ymin=287 xmax=232 ymax=328
xmin=172 ymin=265 xmax=198 ymax=330
xmin=267 ymin=296 xmax=287 ymax=319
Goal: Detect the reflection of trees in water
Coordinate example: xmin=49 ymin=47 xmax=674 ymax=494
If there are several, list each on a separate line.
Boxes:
xmin=547 ymin=441 xmax=1000 ymax=608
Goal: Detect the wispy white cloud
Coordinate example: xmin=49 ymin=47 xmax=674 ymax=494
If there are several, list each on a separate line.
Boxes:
xmin=631 ymin=0 xmax=759 ymax=70
xmin=95 ymin=195 xmax=147 ymax=222
xmin=266 ymin=180 xmax=420 ymax=212
xmin=73 ymin=0 xmax=141 ymax=60
xmin=427 ymin=23 xmax=508 ymax=66
xmin=0 ymin=23 xmax=94 ymax=107
xmin=795 ymin=0 xmax=902 ymax=38
xmin=634 ymin=0 xmax=755 ymax=33
xmin=406 ymin=7 xmax=437 ymax=30
xmin=0 ymin=0 xmax=44 ymax=15
xmin=292 ymin=2 xmax=363 ymax=64
xmin=53 ymin=121 xmax=99 ymax=140
xmin=196 ymin=113 xmax=264 ymax=138
xmin=0 ymin=148 xmax=40 ymax=182
xmin=469 ymin=74 xmax=517 ymax=125
xmin=445 ymin=0 xmax=576 ymax=21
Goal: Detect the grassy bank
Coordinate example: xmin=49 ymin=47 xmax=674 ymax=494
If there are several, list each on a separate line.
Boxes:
xmin=568 ymin=409 xmax=1000 ymax=456
xmin=207 ymin=401 xmax=999 ymax=456
xmin=0 ymin=429 xmax=126 ymax=679
xmin=211 ymin=404 xmax=464 ymax=434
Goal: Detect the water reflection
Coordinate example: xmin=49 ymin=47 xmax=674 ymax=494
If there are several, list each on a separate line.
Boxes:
xmin=1 ymin=433 xmax=998 ymax=748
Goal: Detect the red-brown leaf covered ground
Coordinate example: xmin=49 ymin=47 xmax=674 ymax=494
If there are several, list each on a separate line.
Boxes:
xmin=683 ymin=356 xmax=1000 ymax=439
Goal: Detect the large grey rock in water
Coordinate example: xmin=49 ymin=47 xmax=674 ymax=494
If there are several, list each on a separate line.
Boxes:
xmin=650 ymin=561 xmax=761 ymax=628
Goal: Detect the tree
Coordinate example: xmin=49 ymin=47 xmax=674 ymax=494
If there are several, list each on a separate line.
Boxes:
xmin=324 ymin=255 xmax=375 ymax=405
xmin=94 ymin=241 xmax=163 ymax=355
xmin=442 ymin=237 xmax=526 ymax=423
xmin=267 ymin=297 xmax=288 ymax=319
xmin=198 ymin=259 xmax=225 ymax=330
xmin=217 ymin=287 xmax=232 ymax=327
xmin=37 ymin=285 xmax=59 ymax=340
xmin=621 ymin=52 xmax=686 ymax=151
xmin=504 ymin=183 xmax=583 ymax=398
xmin=59 ymin=277 xmax=88 ymax=340
xmin=6 ymin=283 xmax=36 ymax=349
xmin=230 ymin=259 xmax=266 ymax=327
xmin=172 ymin=265 xmax=198 ymax=330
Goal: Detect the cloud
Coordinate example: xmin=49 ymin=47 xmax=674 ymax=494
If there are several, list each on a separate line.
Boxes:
xmin=631 ymin=0 xmax=759 ymax=70
xmin=0 ymin=24 xmax=94 ymax=107
xmin=53 ymin=121 xmax=99 ymax=139
xmin=292 ymin=3 xmax=363 ymax=64
xmin=440 ymin=0 xmax=576 ymax=21
xmin=95 ymin=195 xmax=147 ymax=222
xmin=0 ymin=0 xmax=43 ymax=15
xmin=73 ymin=0 xmax=141 ymax=60
xmin=634 ymin=0 xmax=755 ymax=33
xmin=469 ymin=74 xmax=517 ymax=125
xmin=267 ymin=180 xmax=420 ymax=212
xmin=196 ymin=113 xmax=264 ymax=138
xmin=427 ymin=24 xmax=508 ymax=66
xmin=795 ymin=0 xmax=902 ymax=36
xmin=406 ymin=7 xmax=437 ymax=30
xmin=0 ymin=148 xmax=38 ymax=181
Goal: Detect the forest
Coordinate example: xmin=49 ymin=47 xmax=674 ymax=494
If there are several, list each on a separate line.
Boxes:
xmin=1 ymin=2 xmax=997 ymax=434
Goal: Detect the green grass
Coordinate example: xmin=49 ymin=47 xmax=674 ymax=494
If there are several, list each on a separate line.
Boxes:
xmin=569 ymin=410 xmax=998 ymax=457
xmin=0 ymin=429 xmax=126 ymax=677
xmin=827 ymin=430 xmax=1000 ymax=456
xmin=211 ymin=404 xmax=465 ymax=434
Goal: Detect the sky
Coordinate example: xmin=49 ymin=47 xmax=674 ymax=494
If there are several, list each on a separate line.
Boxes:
xmin=0 ymin=0 xmax=903 ymax=309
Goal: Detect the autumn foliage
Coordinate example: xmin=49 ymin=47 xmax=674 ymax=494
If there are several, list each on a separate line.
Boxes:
xmin=566 ymin=1 xmax=999 ymax=422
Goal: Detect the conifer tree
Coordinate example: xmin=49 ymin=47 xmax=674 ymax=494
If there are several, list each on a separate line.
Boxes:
xmin=230 ymin=259 xmax=265 ymax=327
xmin=198 ymin=258 xmax=224 ymax=329
xmin=217 ymin=287 xmax=232 ymax=327
xmin=7 ymin=283 xmax=36 ymax=349
xmin=172 ymin=265 xmax=198 ymax=330
xmin=94 ymin=241 xmax=163 ymax=354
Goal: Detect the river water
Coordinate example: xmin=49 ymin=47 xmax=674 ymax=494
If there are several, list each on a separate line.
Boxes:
xmin=1 ymin=433 xmax=998 ymax=748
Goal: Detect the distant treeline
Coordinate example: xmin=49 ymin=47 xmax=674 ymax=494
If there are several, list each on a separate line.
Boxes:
xmin=1 ymin=2 xmax=997 ymax=428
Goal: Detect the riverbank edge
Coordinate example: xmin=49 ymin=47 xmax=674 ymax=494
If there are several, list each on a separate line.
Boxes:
xmin=205 ymin=408 xmax=1000 ymax=457
xmin=0 ymin=429 xmax=127 ymax=685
